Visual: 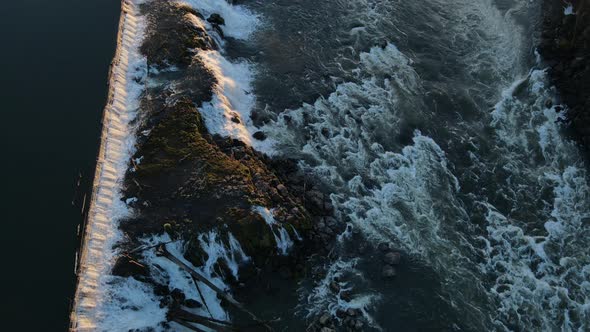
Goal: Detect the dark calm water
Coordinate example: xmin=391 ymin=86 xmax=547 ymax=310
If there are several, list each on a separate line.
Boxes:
xmin=0 ymin=0 xmax=119 ymax=330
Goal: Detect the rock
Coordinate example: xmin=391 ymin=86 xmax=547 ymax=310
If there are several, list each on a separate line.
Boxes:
xmin=207 ymin=13 xmax=225 ymax=25
xmin=230 ymin=115 xmax=241 ymax=123
xmin=184 ymin=299 xmax=202 ymax=308
xmin=329 ymin=281 xmax=341 ymax=293
xmin=163 ymin=223 xmax=174 ymax=237
xmin=170 ymin=288 xmax=186 ymax=303
xmin=232 ymin=147 xmax=246 ymax=160
xmin=112 ymin=255 xmax=148 ymax=277
xmin=357 ymin=244 xmax=367 ymax=255
xmin=320 ymin=328 xmax=335 ymax=332
xmin=377 ymin=242 xmax=391 ymax=252
xmin=354 ymin=319 xmax=364 ymax=330
xmin=346 ymin=308 xmax=358 ymax=317
xmin=340 ymin=290 xmax=352 ymax=302
xmin=253 ymin=131 xmax=267 ymax=141
xmin=545 ymin=99 xmax=553 ymax=109
xmin=324 ymin=200 xmax=334 ymax=213
xmin=325 ymin=216 xmax=337 ymax=227
xmin=382 ymin=265 xmax=397 ymax=278
xmin=306 ymin=190 xmax=325 ymax=208
xmin=383 ymin=251 xmax=402 ymax=265
xmin=318 ymin=313 xmax=331 ymax=325
xmin=277 ymin=184 xmax=288 ymax=196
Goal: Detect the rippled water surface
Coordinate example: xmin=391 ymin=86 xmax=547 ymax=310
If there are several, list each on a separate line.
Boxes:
xmin=230 ymin=0 xmax=590 ymax=330
xmin=57 ymin=0 xmax=590 ymax=330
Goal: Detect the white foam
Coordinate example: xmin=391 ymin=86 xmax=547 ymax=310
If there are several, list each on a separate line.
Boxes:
xmin=298 ymin=258 xmax=382 ymax=329
xmin=176 ymin=3 xmax=273 ymax=153
xmin=70 ymin=1 xmax=147 ymax=330
xmin=178 ymin=0 xmax=260 ymax=40
xmin=197 ymin=230 xmax=250 ymax=279
xmin=142 ymin=235 xmax=238 ymax=323
xmin=482 ymin=59 xmax=590 ymax=330
xmin=260 ymin=42 xmax=487 ymax=324
xmin=125 ymin=197 xmax=138 ymax=205
xmin=256 ymin=1 xmax=589 ymax=326
xmin=197 ymin=51 xmax=265 ymax=149
xmin=564 ymin=3 xmax=575 ymax=16
xmin=253 ymin=206 xmax=294 ymax=255
xmin=94 ymin=231 xmax=250 ymax=331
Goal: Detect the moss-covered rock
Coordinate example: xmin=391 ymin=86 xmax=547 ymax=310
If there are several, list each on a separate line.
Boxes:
xmin=140 ymin=0 xmax=217 ymax=68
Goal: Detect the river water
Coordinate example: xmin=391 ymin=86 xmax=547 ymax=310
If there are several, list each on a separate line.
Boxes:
xmin=63 ymin=0 xmax=590 ymax=331
xmin=239 ymin=0 xmax=590 ymax=330
xmin=0 ymin=0 xmax=120 ymax=330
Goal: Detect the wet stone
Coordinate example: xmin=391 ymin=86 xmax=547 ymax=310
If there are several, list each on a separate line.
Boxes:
xmin=329 ymin=281 xmax=341 ymax=293
xmin=207 ymin=13 xmax=225 ymax=25
xmin=377 ymin=242 xmax=391 ymax=252
xmin=325 ymin=216 xmax=337 ymax=227
xmin=545 ymin=99 xmax=553 ymax=108
xmin=319 ymin=313 xmax=331 ymax=325
xmin=253 ymin=131 xmax=267 ymax=141
xmin=354 ymin=319 xmax=364 ymax=330
xmin=340 ymin=290 xmax=352 ymax=302
xmin=184 ymin=299 xmax=202 ymax=308
xmin=170 ymin=288 xmax=186 ymax=302
xmin=277 ymin=183 xmax=288 ymax=196
xmin=346 ymin=308 xmax=359 ymax=317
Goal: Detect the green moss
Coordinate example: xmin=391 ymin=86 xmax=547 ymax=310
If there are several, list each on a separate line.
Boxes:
xmin=163 ymin=223 xmax=174 ymax=238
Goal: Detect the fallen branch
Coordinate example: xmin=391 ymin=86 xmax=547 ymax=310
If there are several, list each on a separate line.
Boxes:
xmin=171 ymin=309 xmax=236 ymax=331
xmin=156 ymin=244 xmax=274 ymax=331
xmin=128 ymin=239 xmax=180 ymax=254
xmin=190 ymin=274 xmax=214 ymax=319
xmin=171 ymin=318 xmax=208 ymax=332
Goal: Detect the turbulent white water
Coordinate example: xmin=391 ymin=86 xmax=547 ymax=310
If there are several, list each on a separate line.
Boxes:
xmin=253 ymin=0 xmax=590 ymax=330
xmin=254 ymin=206 xmax=295 ymax=255
xmin=480 ymin=68 xmax=590 ymax=331
xmin=73 ymin=0 xmax=590 ymax=330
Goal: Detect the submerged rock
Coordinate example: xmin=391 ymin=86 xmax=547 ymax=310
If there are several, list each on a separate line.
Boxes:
xmin=382 ymin=265 xmax=397 ymax=278
xmin=318 ymin=313 xmax=331 ymax=325
xmin=383 ymin=251 xmax=402 ymax=265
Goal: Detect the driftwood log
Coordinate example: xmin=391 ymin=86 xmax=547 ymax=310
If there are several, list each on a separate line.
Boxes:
xmin=156 ymin=244 xmax=275 ymax=331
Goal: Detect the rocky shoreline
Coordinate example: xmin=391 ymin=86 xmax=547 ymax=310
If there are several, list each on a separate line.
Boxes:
xmin=109 ymin=1 xmax=350 ymax=330
xmin=539 ymin=0 xmax=590 ymax=155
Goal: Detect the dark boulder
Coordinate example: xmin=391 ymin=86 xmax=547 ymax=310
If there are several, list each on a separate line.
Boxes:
xmin=253 ymin=131 xmax=267 ymax=141
xmin=207 ymin=13 xmax=225 ymax=26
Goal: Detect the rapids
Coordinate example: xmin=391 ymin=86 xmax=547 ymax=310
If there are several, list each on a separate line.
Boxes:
xmin=70 ymin=0 xmax=590 ymax=331
xmin=244 ymin=0 xmax=589 ymax=330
